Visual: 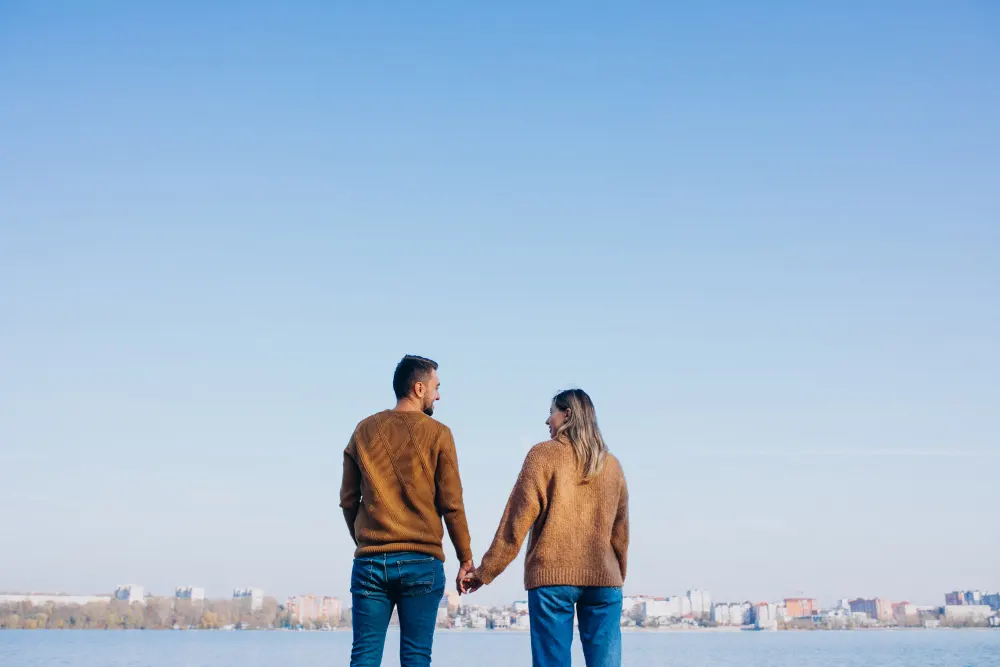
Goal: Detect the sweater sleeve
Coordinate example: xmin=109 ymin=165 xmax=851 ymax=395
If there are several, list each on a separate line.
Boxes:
xmin=611 ymin=473 xmax=630 ymax=581
xmin=435 ymin=427 xmax=474 ymax=563
xmin=476 ymin=449 xmax=546 ymax=585
xmin=340 ymin=431 xmax=362 ymax=545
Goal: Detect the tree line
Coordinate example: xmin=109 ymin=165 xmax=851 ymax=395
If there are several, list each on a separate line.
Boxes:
xmin=0 ymin=598 xmax=347 ymax=630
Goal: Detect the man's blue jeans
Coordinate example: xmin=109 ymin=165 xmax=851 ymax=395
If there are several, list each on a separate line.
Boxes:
xmin=350 ymin=552 xmax=445 ymax=667
xmin=529 ymin=586 xmax=623 ymax=667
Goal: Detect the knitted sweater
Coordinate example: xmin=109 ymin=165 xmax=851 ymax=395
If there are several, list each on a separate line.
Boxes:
xmin=476 ymin=439 xmax=629 ymax=590
xmin=339 ymin=410 xmax=473 ymax=563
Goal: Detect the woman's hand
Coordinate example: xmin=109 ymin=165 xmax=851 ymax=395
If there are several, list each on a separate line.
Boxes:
xmin=457 ymin=560 xmax=476 ymax=595
xmin=461 ymin=567 xmax=484 ymax=595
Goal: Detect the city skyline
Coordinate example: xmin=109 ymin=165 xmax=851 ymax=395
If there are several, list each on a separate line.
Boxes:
xmin=3 ymin=585 xmax=998 ymax=632
xmin=1 ymin=1 xmax=997 ymax=607
xmin=5 ymin=582 xmax=998 ymax=614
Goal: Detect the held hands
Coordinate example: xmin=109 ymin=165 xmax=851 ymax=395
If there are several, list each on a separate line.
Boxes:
xmin=456 ymin=560 xmax=485 ymax=595
xmin=456 ymin=560 xmax=476 ymax=595
xmin=459 ymin=566 xmax=484 ymax=595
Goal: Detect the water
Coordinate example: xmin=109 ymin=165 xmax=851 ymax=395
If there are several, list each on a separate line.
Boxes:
xmin=1 ymin=629 xmax=999 ymax=666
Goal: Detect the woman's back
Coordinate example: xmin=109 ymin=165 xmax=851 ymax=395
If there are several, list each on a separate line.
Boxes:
xmin=476 ymin=438 xmax=629 ymax=590
xmin=468 ymin=388 xmax=629 ymax=667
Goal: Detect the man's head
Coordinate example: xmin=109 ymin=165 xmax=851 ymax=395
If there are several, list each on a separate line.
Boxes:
xmin=392 ymin=355 xmax=440 ymax=416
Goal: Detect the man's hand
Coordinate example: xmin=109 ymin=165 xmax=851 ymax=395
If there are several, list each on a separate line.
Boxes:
xmin=461 ymin=567 xmax=484 ymax=595
xmin=457 ymin=560 xmax=475 ymax=595
xmin=342 ymin=509 xmax=359 ymax=546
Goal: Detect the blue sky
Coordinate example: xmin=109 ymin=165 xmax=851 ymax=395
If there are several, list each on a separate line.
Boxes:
xmin=1 ymin=1 xmax=997 ymax=607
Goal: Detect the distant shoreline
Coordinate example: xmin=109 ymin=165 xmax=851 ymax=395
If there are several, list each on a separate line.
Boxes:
xmin=2 ymin=626 xmax=995 ymax=633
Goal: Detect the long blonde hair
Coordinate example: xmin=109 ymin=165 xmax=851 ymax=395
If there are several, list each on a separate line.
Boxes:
xmin=552 ymin=389 xmax=608 ymax=481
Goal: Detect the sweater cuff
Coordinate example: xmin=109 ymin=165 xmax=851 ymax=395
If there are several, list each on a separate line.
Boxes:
xmin=476 ymin=557 xmax=501 ymax=585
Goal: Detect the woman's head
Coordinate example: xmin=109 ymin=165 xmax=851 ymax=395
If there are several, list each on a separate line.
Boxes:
xmin=546 ymin=388 xmax=608 ymax=480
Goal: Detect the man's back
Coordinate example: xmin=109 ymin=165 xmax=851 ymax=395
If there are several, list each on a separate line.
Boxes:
xmin=343 ymin=355 xmax=471 ymax=667
xmin=340 ymin=409 xmax=472 ymax=564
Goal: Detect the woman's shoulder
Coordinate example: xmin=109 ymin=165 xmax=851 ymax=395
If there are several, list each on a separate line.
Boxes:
xmin=603 ymin=451 xmax=626 ymax=479
xmin=523 ymin=439 xmax=572 ymax=466
xmin=604 ymin=450 xmax=623 ymax=469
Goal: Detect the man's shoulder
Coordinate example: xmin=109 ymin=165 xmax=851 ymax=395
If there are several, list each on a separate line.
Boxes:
xmin=354 ymin=410 xmax=387 ymax=433
xmin=354 ymin=410 xmax=449 ymax=437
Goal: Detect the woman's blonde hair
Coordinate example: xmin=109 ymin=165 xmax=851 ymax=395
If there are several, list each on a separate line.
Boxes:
xmin=552 ymin=389 xmax=608 ymax=481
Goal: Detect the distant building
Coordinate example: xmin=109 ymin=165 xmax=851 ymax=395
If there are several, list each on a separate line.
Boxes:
xmin=893 ymin=602 xmax=918 ymax=624
xmin=983 ymin=593 xmax=1000 ymax=612
xmin=753 ymin=603 xmax=778 ymax=630
xmin=622 ymin=595 xmax=640 ymax=612
xmin=322 ymin=597 xmax=341 ymax=622
xmin=0 ymin=594 xmax=111 ymax=606
xmin=731 ymin=603 xmax=751 ymax=625
xmin=711 ymin=603 xmax=749 ymax=626
xmin=642 ymin=598 xmax=678 ymax=623
xmin=687 ymin=590 xmax=711 ymax=618
xmin=445 ymin=590 xmax=461 ymax=613
xmin=851 ymin=611 xmax=874 ymax=625
xmin=286 ymin=595 xmax=340 ymax=624
xmin=680 ymin=596 xmax=692 ymax=617
xmin=820 ymin=607 xmax=850 ymax=622
xmin=711 ymin=604 xmax=729 ymax=625
xmin=849 ymin=598 xmax=876 ymax=620
xmin=437 ymin=599 xmax=449 ymax=624
xmin=233 ymin=588 xmax=264 ymax=612
xmin=943 ymin=605 xmax=992 ymax=623
xmin=849 ymin=598 xmax=891 ymax=622
xmin=945 ymin=590 xmax=984 ymax=606
xmin=513 ymin=601 xmax=529 ymax=614
xmin=175 ymin=586 xmax=205 ymax=602
xmin=784 ymin=598 xmax=818 ymax=618
xmin=114 ymin=585 xmax=144 ymax=604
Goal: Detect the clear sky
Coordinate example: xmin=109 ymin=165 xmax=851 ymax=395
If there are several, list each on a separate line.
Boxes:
xmin=1 ymin=1 xmax=997 ymax=607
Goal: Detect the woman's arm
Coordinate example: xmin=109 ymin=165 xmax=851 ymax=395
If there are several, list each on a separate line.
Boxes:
xmin=473 ymin=449 xmax=546 ymax=586
xmin=611 ymin=476 xmax=630 ymax=581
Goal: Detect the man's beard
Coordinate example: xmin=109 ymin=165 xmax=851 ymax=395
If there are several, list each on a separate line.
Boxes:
xmin=423 ymin=405 xmax=434 ymax=417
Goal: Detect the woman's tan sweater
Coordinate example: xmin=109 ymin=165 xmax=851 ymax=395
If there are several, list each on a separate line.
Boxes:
xmin=476 ymin=439 xmax=629 ymax=590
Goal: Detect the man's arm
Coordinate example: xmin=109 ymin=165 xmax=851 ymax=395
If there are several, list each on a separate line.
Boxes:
xmin=339 ymin=432 xmax=362 ymax=546
xmin=434 ymin=427 xmax=474 ymax=564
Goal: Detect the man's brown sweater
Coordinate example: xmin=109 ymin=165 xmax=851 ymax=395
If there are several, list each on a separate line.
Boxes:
xmin=477 ymin=439 xmax=629 ymax=590
xmin=340 ymin=410 xmax=473 ymax=563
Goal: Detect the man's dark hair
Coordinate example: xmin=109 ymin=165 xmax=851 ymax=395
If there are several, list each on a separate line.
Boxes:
xmin=393 ymin=355 xmax=439 ymax=400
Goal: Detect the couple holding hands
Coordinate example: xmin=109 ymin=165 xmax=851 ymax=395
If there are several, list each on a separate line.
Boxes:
xmin=341 ymin=356 xmax=630 ymax=667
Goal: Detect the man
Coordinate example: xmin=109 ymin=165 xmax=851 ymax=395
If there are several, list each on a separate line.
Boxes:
xmin=340 ymin=355 xmax=475 ymax=667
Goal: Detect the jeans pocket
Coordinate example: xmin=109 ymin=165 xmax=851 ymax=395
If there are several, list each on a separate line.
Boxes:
xmin=350 ymin=558 xmax=379 ymax=598
xmin=398 ymin=557 xmax=441 ymax=597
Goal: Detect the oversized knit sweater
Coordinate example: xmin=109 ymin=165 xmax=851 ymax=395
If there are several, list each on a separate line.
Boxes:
xmin=340 ymin=410 xmax=473 ymax=563
xmin=476 ymin=439 xmax=629 ymax=590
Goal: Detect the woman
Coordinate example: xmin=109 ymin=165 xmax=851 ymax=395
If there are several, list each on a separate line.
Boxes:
xmin=464 ymin=389 xmax=629 ymax=667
